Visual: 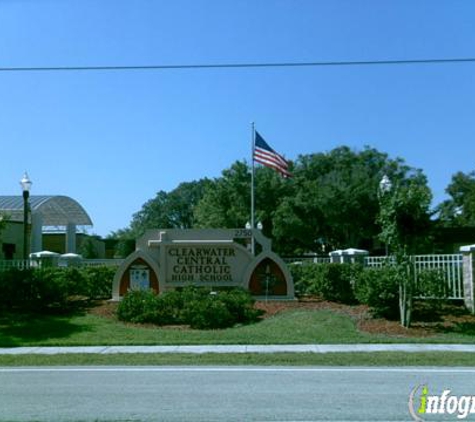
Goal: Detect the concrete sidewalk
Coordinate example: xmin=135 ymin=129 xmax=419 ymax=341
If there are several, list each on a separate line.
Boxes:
xmin=2 ymin=344 xmax=475 ymax=355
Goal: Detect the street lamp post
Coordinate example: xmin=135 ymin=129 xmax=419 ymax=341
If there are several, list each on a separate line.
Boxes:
xmin=245 ymin=221 xmax=262 ymax=255
xmin=378 ymin=174 xmax=392 ymax=256
xmin=20 ymin=172 xmax=32 ymax=260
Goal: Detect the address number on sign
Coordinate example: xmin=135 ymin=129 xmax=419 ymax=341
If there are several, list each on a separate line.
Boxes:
xmin=234 ymin=229 xmax=253 ymax=238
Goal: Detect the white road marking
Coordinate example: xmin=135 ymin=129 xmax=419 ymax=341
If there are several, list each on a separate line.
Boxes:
xmin=1 ymin=366 xmax=475 ymax=373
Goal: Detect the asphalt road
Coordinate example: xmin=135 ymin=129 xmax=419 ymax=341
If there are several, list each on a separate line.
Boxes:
xmin=1 ymin=366 xmax=475 ymax=421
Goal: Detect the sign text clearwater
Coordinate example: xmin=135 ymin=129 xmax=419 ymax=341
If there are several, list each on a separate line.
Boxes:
xmin=168 ymin=246 xmax=237 ymax=282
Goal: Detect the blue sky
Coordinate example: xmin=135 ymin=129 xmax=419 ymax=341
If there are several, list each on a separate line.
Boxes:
xmin=1 ymin=0 xmax=474 ymax=237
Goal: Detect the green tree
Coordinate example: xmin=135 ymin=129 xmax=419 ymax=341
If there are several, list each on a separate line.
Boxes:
xmin=194 ymin=161 xmax=291 ymax=240
xmin=377 ymin=175 xmax=432 ymax=328
xmin=78 ymin=236 xmax=100 ymax=259
xmin=111 ymin=146 xmax=433 ymax=258
xmin=194 ymin=161 xmax=251 ymax=228
xmin=438 ymin=170 xmax=475 ymax=227
xmin=124 ymin=179 xmax=211 ymax=237
xmin=107 ymin=229 xmax=136 ymax=258
xmin=109 ymin=179 xmax=211 ymax=257
xmin=377 ymin=175 xmax=432 ymax=254
xmin=272 ymin=146 xmax=431 ymax=254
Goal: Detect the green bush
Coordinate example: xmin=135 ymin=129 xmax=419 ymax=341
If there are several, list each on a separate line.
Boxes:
xmin=219 ymin=288 xmax=262 ymax=324
xmin=0 ymin=267 xmax=72 ymax=310
xmin=117 ymin=287 xmax=262 ymax=329
xmin=415 ymin=268 xmax=448 ymax=299
xmin=34 ymin=268 xmax=72 ymax=308
xmin=289 ymin=263 xmax=310 ymax=296
xmin=354 ymin=266 xmax=400 ymax=319
xmin=0 ymin=268 xmax=36 ymax=309
xmin=0 ymin=265 xmax=115 ymax=312
xmin=81 ymin=266 xmax=115 ymax=299
xmin=117 ymin=289 xmax=159 ymax=324
xmin=290 ymin=263 xmax=359 ymax=304
xmin=155 ymin=289 xmax=186 ymax=323
xmin=183 ymin=296 xmax=234 ymax=329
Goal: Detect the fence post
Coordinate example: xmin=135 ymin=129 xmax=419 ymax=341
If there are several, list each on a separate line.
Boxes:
xmin=460 ymin=245 xmax=475 ymax=314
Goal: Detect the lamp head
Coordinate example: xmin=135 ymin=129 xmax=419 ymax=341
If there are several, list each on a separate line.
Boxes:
xmin=20 ymin=172 xmax=33 ymax=193
xmin=379 ymin=174 xmax=392 ymax=194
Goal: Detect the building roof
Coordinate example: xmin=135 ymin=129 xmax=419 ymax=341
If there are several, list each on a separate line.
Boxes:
xmin=0 ymin=195 xmax=93 ymax=226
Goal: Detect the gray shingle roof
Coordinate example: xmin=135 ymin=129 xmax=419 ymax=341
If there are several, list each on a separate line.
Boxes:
xmin=0 ymin=195 xmax=93 ymax=226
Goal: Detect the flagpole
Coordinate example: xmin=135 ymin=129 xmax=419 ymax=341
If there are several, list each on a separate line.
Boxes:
xmin=251 ymin=122 xmax=256 ymax=255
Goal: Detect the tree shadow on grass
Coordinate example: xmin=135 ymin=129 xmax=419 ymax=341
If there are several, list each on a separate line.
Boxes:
xmin=434 ymin=321 xmax=475 ymax=337
xmin=413 ymin=301 xmax=475 ymax=337
xmin=412 ymin=300 xmax=468 ymax=324
xmin=0 ymin=304 xmax=93 ymax=347
xmin=411 ymin=305 xmax=444 ymax=323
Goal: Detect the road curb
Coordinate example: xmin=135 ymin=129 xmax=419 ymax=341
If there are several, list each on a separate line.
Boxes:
xmin=2 ymin=344 xmax=475 ymax=355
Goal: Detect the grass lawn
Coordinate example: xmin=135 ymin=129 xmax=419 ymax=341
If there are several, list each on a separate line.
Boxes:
xmin=0 ymin=309 xmax=373 ymax=347
xmin=2 ymin=300 xmax=475 ymax=347
xmin=1 ymin=352 xmax=475 ymax=367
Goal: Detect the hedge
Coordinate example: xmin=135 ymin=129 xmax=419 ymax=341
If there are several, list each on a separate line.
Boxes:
xmin=291 ymin=261 xmax=450 ymax=320
xmin=354 ymin=266 xmax=400 ymax=319
xmin=0 ymin=266 xmax=115 ymax=311
xmin=290 ymin=262 xmax=360 ymax=304
xmin=117 ymin=286 xmax=264 ymax=329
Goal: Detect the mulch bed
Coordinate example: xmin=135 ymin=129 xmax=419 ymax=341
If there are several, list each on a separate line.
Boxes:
xmin=88 ymin=296 xmax=475 ymax=338
xmin=256 ymin=297 xmax=475 ymax=338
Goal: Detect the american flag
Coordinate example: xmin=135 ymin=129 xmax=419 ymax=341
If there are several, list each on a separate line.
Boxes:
xmin=253 ymin=131 xmax=292 ymax=177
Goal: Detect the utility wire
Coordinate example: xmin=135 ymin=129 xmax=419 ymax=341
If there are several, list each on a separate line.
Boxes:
xmin=1 ymin=57 xmax=475 ymax=73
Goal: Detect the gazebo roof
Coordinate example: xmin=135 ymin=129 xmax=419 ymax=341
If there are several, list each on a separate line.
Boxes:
xmin=0 ymin=195 xmax=93 ymax=226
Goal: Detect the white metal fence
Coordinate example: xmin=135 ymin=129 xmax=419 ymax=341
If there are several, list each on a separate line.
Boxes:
xmin=82 ymin=259 xmax=124 ymax=267
xmin=284 ymin=257 xmax=331 ymax=265
xmin=0 ymin=258 xmax=124 ymax=271
xmin=0 ymin=259 xmax=33 ymax=271
xmin=365 ymin=254 xmax=464 ymax=300
xmin=413 ymin=254 xmax=464 ymax=300
xmin=286 ymin=253 xmax=465 ymax=300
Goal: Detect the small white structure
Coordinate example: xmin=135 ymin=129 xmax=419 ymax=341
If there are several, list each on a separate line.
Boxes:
xmin=329 ymin=248 xmax=369 ymax=264
xmin=29 ymin=250 xmax=61 ymax=267
xmin=59 ymin=253 xmax=83 ymax=267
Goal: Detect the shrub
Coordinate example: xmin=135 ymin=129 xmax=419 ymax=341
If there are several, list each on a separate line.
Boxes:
xmin=354 ymin=266 xmax=399 ymax=319
xmin=0 ymin=267 xmax=72 ymax=310
xmin=81 ymin=266 xmax=115 ymax=299
xmin=156 ymin=289 xmax=186 ymax=323
xmin=219 ymin=288 xmax=262 ymax=324
xmin=0 ymin=268 xmax=36 ymax=309
xmin=290 ymin=263 xmax=359 ymax=304
xmin=117 ymin=287 xmax=262 ymax=329
xmin=0 ymin=265 xmax=115 ymax=312
xmin=34 ymin=268 xmax=72 ymax=308
xmin=183 ymin=296 xmax=234 ymax=329
xmin=289 ymin=263 xmax=311 ymax=296
xmin=117 ymin=289 xmax=159 ymax=324
xmin=415 ymin=268 xmax=449 ymax=300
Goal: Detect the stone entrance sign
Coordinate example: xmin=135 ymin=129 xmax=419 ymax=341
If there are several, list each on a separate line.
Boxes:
xmin=112 ymin=229 xmax=294 ymax=300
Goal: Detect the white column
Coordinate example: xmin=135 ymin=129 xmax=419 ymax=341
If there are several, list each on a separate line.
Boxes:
xmin=30 ymin=212 xmax=43 ymax=253
xmin=65 ymin=223 xmax=77 ymax=253
xmin=461 ymin=244 xmax=475 ymax=314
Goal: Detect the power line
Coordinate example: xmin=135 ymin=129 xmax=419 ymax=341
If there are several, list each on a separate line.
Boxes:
xmin=1 ymin=57 xmax=475 ymax=73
